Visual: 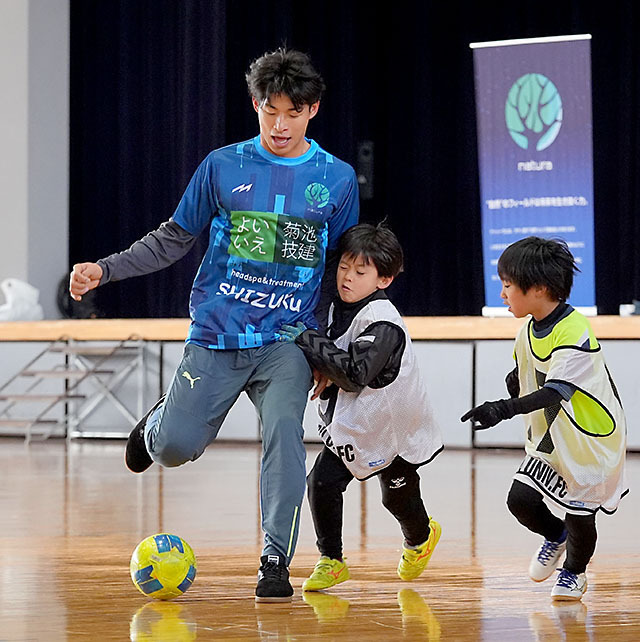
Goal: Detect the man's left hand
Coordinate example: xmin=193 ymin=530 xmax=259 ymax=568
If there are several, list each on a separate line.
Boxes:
xmin=276 ymin=321 xmax=307 ymax=343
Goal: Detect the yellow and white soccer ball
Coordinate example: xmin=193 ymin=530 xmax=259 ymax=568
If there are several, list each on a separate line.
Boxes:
xmin=130 ymin=533 xmax=197 ymax=600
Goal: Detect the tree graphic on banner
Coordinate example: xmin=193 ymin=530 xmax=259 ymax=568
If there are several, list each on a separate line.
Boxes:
xmin=505 ymin=73 xmax=563 ymax=151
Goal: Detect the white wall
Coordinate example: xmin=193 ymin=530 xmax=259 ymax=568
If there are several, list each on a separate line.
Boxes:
xmin=0 ymin=0 xmax=69 ymax=318
xmin=0 ymin=1 xmax=29 ymax=282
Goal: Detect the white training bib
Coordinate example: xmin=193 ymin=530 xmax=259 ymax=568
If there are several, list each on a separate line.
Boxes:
xmin=318 ymin=298 xmax=443 ymax=480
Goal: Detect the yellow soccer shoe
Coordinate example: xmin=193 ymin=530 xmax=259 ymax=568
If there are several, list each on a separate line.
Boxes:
xmin=397 ymin=519 xmax=442 ymax=581
xmin=302 ymin=556 xmax=350 ymax=591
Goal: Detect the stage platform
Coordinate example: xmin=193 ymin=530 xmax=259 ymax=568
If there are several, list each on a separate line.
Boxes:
xmin=1 ymin=317 xmax=639 ymax=449
xmin=2 ymin=315 xmax=640 ymax=341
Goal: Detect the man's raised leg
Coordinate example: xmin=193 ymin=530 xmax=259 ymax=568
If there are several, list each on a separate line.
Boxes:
xmin=146 ymin=344 xmax=245 ymax=468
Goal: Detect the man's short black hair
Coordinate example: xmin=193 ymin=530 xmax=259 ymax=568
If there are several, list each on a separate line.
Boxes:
xmin=338 ymin=223 xmax=404 ymax=279
xmin=246 ymin=48 xmax=325 ymax=111
xmin=497 ymin=236 xmax=579 ymax=301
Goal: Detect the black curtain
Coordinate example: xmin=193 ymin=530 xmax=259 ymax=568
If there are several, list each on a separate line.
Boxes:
xmin=70 ymin=0 xmax=640 ymax=317
xmin=69 ymin=0 xmax=226 ymax=317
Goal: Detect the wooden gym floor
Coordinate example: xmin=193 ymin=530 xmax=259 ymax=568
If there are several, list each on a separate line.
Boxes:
xmin=1 ymin=439 xmax=638 ymax=641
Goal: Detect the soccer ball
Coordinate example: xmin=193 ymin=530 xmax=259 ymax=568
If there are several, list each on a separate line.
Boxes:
xmin=130 ymin=533 xmax=197 ymax=600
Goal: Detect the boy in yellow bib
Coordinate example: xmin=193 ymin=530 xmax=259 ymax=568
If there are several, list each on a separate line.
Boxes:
xmin=462 ymin=237 xmax=627 ymax=601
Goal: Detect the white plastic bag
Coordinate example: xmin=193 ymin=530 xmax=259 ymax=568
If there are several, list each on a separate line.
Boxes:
xmin=0 ymin=278 xmax=44 ymax=321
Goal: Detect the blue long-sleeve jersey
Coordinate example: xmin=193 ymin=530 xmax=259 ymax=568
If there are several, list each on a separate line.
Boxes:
xmin=173 ymin=136 xmax=359 ymax=349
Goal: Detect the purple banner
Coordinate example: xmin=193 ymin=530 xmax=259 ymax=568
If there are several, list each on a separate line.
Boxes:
xmin=471 ymin=36 xmax=595 ymax=312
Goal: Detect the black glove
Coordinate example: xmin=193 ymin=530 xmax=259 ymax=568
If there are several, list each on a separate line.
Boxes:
xmin=505 ymin=367 xmax=520 ymax=398
xmin=460 ymin=399 xmax=516 ymax=430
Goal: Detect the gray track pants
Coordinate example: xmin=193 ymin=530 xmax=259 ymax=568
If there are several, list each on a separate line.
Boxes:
xmin=144 ymin=341 xmax=312 ymax=564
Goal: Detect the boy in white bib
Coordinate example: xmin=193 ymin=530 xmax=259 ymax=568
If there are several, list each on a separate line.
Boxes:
xmin=278 ymin=223 xmax=443 ymax=591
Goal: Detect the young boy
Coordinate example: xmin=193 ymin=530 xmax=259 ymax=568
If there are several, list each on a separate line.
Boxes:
xmin=461 ymin=236 xmax=627 ymax=601
xmin=69 ymin=48 xmax=359 ymax=602
xmin=278 ymin=223 xmax=443 ymax=591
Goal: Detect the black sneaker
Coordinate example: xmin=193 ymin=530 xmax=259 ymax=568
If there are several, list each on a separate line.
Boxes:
xmin=255 ymin=554 xmax=294 ymax=603
xmin=125 ymin=395 xmax=165 ymax=473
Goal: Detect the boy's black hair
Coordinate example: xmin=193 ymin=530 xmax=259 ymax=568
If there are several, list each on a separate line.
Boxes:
xmin=338 ymin=223 xmax=404 ymax=278
xmin=497 ymin=236 xmax=579 ymax=301
xmin=246 ymin=48 xmax=325 ymax=111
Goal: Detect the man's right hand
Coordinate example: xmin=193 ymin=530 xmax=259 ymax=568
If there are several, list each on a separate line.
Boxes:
xmin=69 ymin=262 xmax=103 ymax=301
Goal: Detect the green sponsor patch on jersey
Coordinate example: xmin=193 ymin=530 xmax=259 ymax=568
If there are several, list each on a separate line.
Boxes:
xmin=229 ymin=211 xmax=323 ymax=267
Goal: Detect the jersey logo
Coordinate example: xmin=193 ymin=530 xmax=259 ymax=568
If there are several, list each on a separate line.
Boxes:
xmin=305 ymin=182 xmax=330 ymax=208
xmin=390 ymin=477 xmax=406 ymax=489
xmin=181 ymin=371 xmax=201 ymax=389
xmin=232 ymin=183 xmax=253 ymax=193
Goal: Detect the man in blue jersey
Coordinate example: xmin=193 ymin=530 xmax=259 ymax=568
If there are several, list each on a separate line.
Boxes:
xmin=69 ymin=48 xmax=359 ymax=602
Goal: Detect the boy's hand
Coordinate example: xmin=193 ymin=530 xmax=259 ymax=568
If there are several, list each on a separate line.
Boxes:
xmin=311 ymin=370 xmax=332 ymax=400
xmin=460 ymin=399 xmax=515 ymax=430
xmin=276 ymin=321 xmax=307 ymax=343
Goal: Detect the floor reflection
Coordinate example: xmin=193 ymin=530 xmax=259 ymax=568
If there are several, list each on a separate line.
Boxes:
xmin=302 ymin=591 xmax=351 ymax=623
xmin=528 ymin=602 xmax=590 ymax=641
xmin=0 ymin=440 xmax=638 ymax=641
xmin=130 ymin=601 xmax=197 ymax=642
